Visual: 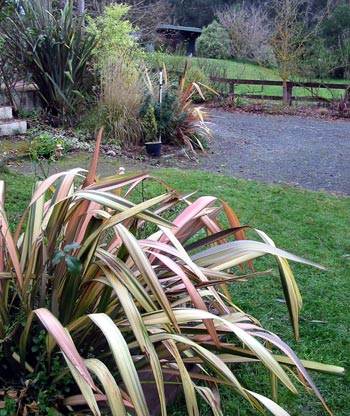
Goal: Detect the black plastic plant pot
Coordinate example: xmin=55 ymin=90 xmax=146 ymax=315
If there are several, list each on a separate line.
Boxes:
xmin=145 ymin=142 xmax=162 ymax=157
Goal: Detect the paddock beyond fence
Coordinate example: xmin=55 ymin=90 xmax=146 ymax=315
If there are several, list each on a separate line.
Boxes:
xmin=208 ymin=76 xmax=350 ymax=104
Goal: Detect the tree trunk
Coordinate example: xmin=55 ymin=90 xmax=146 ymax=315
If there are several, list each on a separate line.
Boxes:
xmin=281 ymin=60 xmax=289 ymax=104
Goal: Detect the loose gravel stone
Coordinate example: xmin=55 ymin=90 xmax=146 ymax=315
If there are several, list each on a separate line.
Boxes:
xmin=5 ymin=110 xmax=350 ymax=196
xmin=203 ymin=110 xmax=350 ymax=195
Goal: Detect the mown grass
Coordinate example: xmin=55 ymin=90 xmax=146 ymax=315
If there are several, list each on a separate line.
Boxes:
xmin=1 ymin=170 xmax=35 ymax=230
xmin=2 ymin=168 xmax=349 ymax=415
xmin=149 ymin=169 xmax=350 ymax=416
xmin=145 ymin=52 xmax=348 ymax=101
xmin=145 ymin=52 xmax=279 ymax=80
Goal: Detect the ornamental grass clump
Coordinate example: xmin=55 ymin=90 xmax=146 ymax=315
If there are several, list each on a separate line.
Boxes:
xmin=98 ymin=56 xmax=144 ymax=146
xmin=0 ymin=129 xmax=344 ymax=415
xmin=86 ymin=4 xmax=145 ymax=146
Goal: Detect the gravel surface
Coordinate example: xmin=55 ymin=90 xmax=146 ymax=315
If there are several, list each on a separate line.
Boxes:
xmin=5 ymin=109 xmax=350 ymax=196
xmin=200 ymin=110 xmax=350 ymax=195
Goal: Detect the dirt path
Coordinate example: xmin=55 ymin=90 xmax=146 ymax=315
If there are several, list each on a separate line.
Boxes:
xmin=5 ymin=110 xmax=350 ymax=196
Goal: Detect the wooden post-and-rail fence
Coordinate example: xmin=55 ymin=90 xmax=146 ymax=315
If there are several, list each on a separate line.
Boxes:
xmin=208 ymin=76 xmax=350 ymax=105
xmin=2 ymin=78 xmax=350 ymax=111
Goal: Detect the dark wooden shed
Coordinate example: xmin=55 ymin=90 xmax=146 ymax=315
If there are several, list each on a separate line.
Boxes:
xmin=156 ymin=24 xmax=202 ymax=55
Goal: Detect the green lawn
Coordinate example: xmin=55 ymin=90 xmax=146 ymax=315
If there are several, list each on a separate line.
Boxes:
xmin=145 ymin=52 xmax=279 ymax=80
xmin=2 ymin=168 xmax=349 ymax=415
xmin=149 ymin=169 xmax=350 ymax=415
xmin=145 ymin=52 xmax=349 ymax=101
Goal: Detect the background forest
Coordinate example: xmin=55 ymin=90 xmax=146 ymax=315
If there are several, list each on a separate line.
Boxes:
xmin=2 ymin=0 xmax=350 ymax=80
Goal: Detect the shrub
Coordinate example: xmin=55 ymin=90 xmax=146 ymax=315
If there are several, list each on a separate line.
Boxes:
xmin=29 ymin=133 xmax=63 ymax=161
xmin=0 ymin=131 xmax=344 ymax=415
xmin=141 ymin=63 xmax=215 ymax=151
xmin=29 ymin=132 xmax=64 ymax=178
xmin=86 ymin=4 xmax=140 ymax=66
xmin=195 ymin=20 xmax=231 ymax=59
xmin=0 ymin=0 xmax=96 ymax=125
xmin=142 ymin=104 xmax=159 ymax=142
xmin=141 ymin=88 xmax=182 ymax=145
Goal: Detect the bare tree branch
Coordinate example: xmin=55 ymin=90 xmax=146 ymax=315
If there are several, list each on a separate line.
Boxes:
xmin=216 ymin=2 xmax=273 ymax=65
xmin=269 ymin=0 xmax=332 ymax=100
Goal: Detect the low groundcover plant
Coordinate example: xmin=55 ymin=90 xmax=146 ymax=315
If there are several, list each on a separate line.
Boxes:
xmin=0 ymin=129 xmax=344 ymax=415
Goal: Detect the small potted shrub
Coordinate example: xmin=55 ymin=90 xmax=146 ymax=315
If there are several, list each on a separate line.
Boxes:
xmin=143 ymin=104 xmax=162 ymax=157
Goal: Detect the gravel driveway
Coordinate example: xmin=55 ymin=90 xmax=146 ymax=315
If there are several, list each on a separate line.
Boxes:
xmin=6 ymin=110 xmax=350 ymax=196
xmin=201 ymin=110 xmax=350 ymax=195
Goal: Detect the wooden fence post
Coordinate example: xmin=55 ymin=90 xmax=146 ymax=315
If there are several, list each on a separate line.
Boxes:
xmin=229 ymin=81 xmax=235 ymax=97
xmin=286 ymin=82 xmax=293 ymax=105
xmin=282 ymin=81 xmax=293 ymax=104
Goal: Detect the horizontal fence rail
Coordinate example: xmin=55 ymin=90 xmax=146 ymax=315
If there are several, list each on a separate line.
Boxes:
xmin=208 ymin=76 xmax=350 ymax=104
xmin=2 ymin=78 xmax=349 ymax=111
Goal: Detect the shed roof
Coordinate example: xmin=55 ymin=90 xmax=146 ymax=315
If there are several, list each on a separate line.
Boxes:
xmin=157 ymin=24 xmax=202 ymax=33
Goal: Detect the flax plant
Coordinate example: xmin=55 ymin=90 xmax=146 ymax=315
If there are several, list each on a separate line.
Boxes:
xmin=0 ymin=0 xmax=96 ymax=125
xmin=0 ymin=130 xmax=344 ymax=414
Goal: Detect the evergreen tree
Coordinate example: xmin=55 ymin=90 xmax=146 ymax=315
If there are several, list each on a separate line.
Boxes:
xmin=196 ymin=20 xmax=230 ymax=59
